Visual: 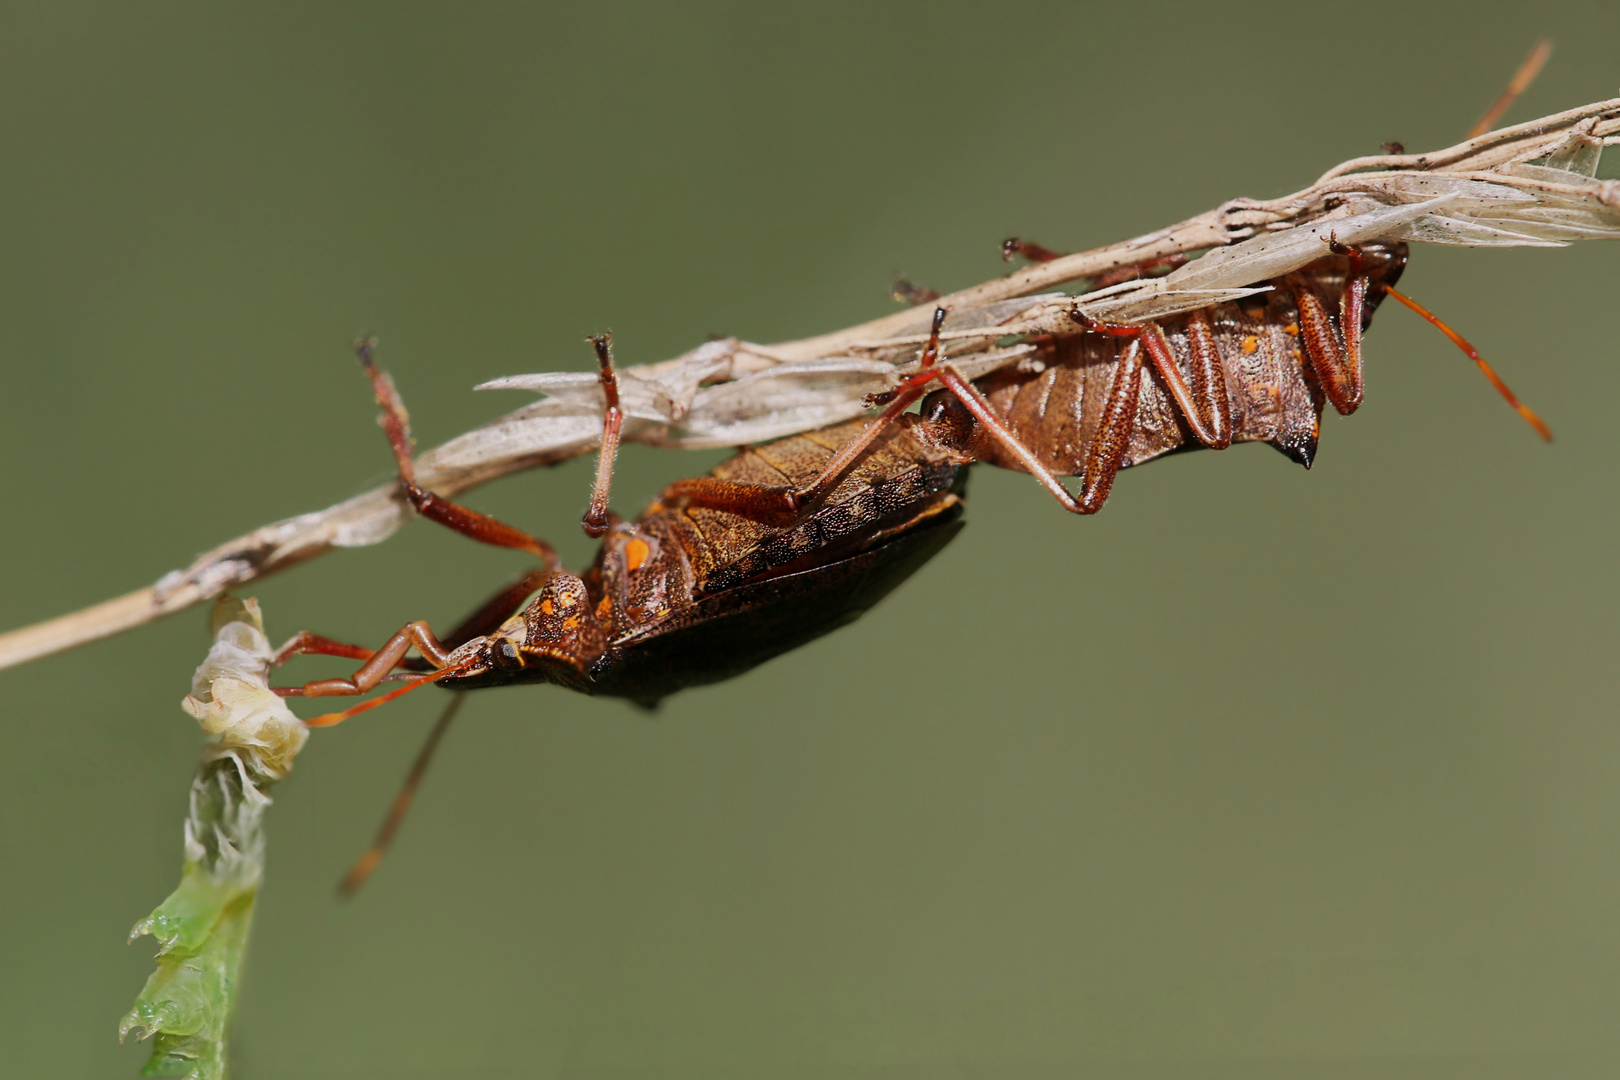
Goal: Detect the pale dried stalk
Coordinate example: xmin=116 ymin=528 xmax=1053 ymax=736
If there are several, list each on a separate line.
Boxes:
xmin=2 ymin=98 xmax=1616 ymax=670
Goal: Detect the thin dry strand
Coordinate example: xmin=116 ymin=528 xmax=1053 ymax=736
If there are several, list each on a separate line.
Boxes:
xmin=2 ymin=98 xmax=1617 ymax=671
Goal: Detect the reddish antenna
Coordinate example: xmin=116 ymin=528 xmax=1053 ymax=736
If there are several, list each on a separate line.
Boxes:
xmin=1381 ymin=286 xmax=1553 ymax=442
xmin=1468 ymin=39 xmax=1553 ymax=138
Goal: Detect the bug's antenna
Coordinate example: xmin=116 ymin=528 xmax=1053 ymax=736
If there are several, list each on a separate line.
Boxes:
xmin=339 ymin=692 xmax=468 ymax=896
xmin=1468 ymin=39 xmax=1553 ymax=138
xmin=304 ymin=666 xmax=458 ymax=728
xmin=1381 ymin=286 xmax=1553 ymax=441
xmin=582 ymin=332 xmax=623 ymax=539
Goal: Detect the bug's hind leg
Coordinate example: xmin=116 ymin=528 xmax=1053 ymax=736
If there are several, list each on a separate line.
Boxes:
xmin=1289 ymin=253 xmax=1368 ymax=415
xmin=920 ymin=340 xmax=1146 ymax=516
xmin=1139 ymin=316 xmax=1232 ymax=449
xmin=1068 ymin=339 xmax=1144 ymax=513
xmin=354 ymin=338 xmax=561 ymax=567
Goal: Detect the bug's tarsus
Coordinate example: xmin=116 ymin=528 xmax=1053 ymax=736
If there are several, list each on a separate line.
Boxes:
xmin=1002 ymin=237 xmax=1064 ymax=264
xmin=582 ymin=333 xmax=624 ymax=539
xmin=891 ymin=276 xmax=941 ymax=306
xmin=1068 ymin=307 xmax=1148 ymax=339
xmin=355 ymin=336 xmax=418 ymax=486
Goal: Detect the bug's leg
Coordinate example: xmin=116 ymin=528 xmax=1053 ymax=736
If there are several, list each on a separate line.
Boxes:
xmin=1072 ymin=307 xmax=1227 ymax=445
xmin=923 ymin=343 xmax=1145 ymax=516
xmin=1290 ymin=260 xmax=1367 ymax=416
xmin=440 ymin=566 xmax=554 ymax=648
xmin=581 ymin=333 xmax=624 ymax=539
xmin=660 ymin=308 xmax=952 ymax=525
xmin=652 ymin=476 xmax=807 ymax=528
xmin=1073 ymin=339 xmax=1146 ymax=512
xmin=272 ymin=565 xmax=551 ymax=679
xmin=1139 ymin=315 xmax=1232 ymax=449
xmin=354 ymin=338 xmax=561 ymax=568
xmin=339 ymin=692 xmax=467 ymax=896
xmin=1001 ymin=237 xmax=1066 ymax=263
xmin=657 ymin=385 xmax=927 ymax=525
xmin=276 ymin=620 xmax=454 ymax=699
xmin=892 ymin=276 xmax=941 ymax=306
xmin=274 ymin=620 xmax=475 ymax=728
xmin=273 ymin=632 xmax=377 ymax=667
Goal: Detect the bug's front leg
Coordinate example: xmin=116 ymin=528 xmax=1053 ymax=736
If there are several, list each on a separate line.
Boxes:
xmin=1070 ymin=307 xmax=1231 ymax=451
xmin=354 ymin=338 xmax=563 ymax=566
xmin=278 ymin=620 xmax=453 ymax=698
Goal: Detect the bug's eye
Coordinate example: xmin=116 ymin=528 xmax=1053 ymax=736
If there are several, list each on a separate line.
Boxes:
xmin=918 ymin=389 xmax=974 ymax=449
xmin=492 ymin=639 xmax=523 ymax=669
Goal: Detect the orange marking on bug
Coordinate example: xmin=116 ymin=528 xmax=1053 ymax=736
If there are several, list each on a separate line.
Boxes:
xmin=1284 ymin=322 xmax=1299 ymax=336
xmin=539 ymin=598 xmax=553 ymax=615
xmin=1241 ymin=335 xmax=1259 ymax=355
xmin=595 ymin=596 xmax=613 ymax=620
xmin=563 ymin=616 xmax=580 ymax=631
xmin=625 ymin=537 xmax=650 ymax=572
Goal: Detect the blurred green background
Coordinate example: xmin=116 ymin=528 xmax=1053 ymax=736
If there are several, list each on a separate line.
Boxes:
xmin=2 ymin=2 xmax=1617 ymax=1077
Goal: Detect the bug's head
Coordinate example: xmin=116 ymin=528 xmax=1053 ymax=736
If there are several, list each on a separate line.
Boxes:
xmin=508 ymin=573 xmax=609 ymax=686
xmin=913 ymin=388 xmax=976 ymax=457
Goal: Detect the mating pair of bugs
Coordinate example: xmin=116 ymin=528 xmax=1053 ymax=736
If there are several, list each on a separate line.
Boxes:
xmin=270 ymin=52 xmax=1560 ymax=886
xmin=273 ymin=235 xmax=1537 ymax=725
xmin=271 ymin=233 xmax=1544 ymax=894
